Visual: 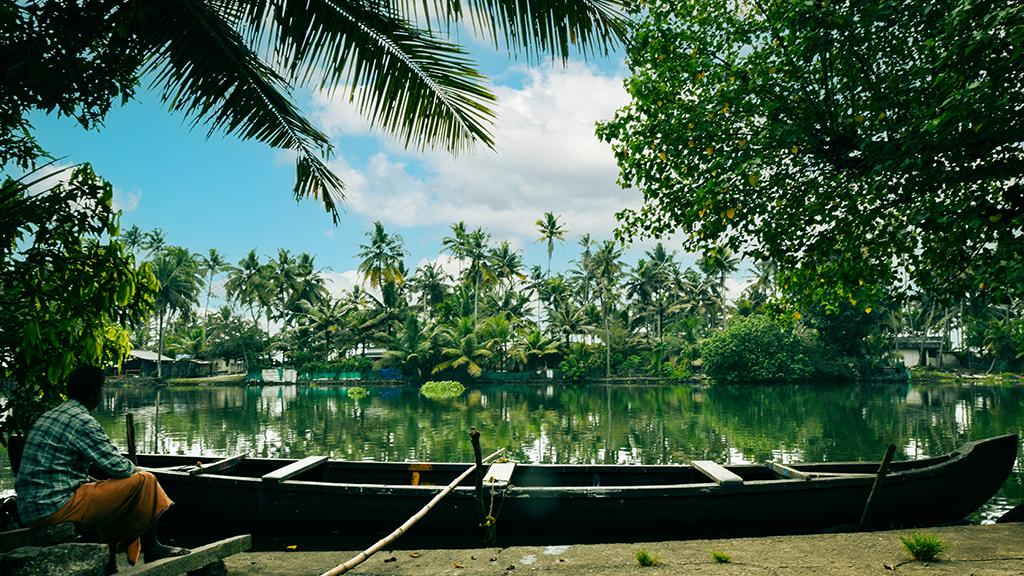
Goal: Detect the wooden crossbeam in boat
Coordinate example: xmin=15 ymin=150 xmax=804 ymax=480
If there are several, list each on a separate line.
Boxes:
xmin=189 ymin=454 xmax=246 ymax=476
xmin=262 ymin=456 xmax=328 ymax=484
xmin=767 ymin=461 xmax=811 ymax=480
xmin=766 ymin=462 xmax=874 ymax=480
xmin=119 ymin=534 xmax=251 ymax=576
xmin=483 ymin=462 xmax=516 ymax=487
xmin=691 ymin=460 xmax=744 ymax=486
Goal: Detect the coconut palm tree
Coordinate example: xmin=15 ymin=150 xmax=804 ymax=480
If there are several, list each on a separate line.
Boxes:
xmin=510 ymin=329 xmax=560 ymax=372
xmin=489 ymin=240 xmax=524 ymax=296
xmin=122 ymin=225 xmax=144 ymax=256
xmin=410 ymin=262 xmax=450 ymax=320
xmin=225 ymin=250 xmax=266 ymax=324
xmin=463 ymin=228 xmax=495 ymax=325
xmin=152 ymin=247 xmax=202 ymax=377
xmin=479 ymin=314 xmax=514 ymax=371
xmin=357 ymin=221 xmax=407 ymax=290
xmin=592 ymin=239 xmax=623 ymax=377
xmin=547 ymin=297 xmax=592 ymax=350
xmin=13 ymin=2 xmax=627 ymax=218
xmin=433 ymin=317 xmax=492 ymax=377
xmin=441 ymin=221 xmax=470 ymax=277
xmin=141 ymin=228 xmax=167 ymax=259
xmin=380 ymin=314 xmax=436 ymax=378
xmin=293 ymin=296 xmax=351 ymax=360
xmin=197 ymin=248 xmax=228 ymax=331
xmin=569 ymin=233 xmax=596 ymax=305
xmin=536 ymin=212 xmax=567 ymax=275
xmin=286 ymin=252 xmax=330 ymax=316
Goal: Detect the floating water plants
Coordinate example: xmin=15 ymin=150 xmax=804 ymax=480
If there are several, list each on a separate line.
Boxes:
xmin=420 ymin=380 xmax=465 ymax=400
xmin=347 ymin=386 xmax=369 ymax=400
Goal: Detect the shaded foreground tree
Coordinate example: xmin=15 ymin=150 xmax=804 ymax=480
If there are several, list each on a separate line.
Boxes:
xmin=0 ymin=165 xmax=156 ymax=441
xmin=597 ymin=0 xmax=1024 ymax=308
xmin=3 ymin=0 xmax=628 ymax=218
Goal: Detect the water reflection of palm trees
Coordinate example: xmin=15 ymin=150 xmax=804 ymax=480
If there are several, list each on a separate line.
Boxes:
xmin=89 ymin=383 xmax=1021 ymax=474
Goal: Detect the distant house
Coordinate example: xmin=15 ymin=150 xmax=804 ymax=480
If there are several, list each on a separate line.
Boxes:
xmin=895 ymin=337 xmax=958 ymax=368
xmin=121 ymin=349 xmax=175 ymax=376
xmin=171 ymin=356 xmax=214 ymax=378
xmin=210 ymin=358 xmax=246 ymax=374
xmin=363 ymin=347 xmax=387 ymax=361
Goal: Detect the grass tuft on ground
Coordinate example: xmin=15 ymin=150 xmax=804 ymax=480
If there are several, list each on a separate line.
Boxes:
xmin=635 ymin=549 xmax=658 ymax=567
xmin=900 ymin=532 xmax=947 ymax=561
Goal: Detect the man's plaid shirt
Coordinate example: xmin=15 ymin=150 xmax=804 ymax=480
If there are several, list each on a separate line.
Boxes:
xmin=15 ymin=399 xmax=135 ymax=525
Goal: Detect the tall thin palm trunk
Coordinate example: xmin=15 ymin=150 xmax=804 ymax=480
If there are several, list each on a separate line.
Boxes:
xmin=157 ymin=311 xmax=165 ymax=378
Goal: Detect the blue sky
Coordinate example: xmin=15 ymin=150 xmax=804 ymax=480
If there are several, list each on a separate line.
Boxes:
xmin=33 ymin=36 xmax=722 ymax=300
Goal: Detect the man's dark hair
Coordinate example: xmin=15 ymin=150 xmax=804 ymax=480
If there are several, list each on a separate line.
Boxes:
xmin=67 ymin=366 xmax=104 ymax=401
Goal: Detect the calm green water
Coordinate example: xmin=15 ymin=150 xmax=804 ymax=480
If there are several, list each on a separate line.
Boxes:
xmin=2 ymin=381 xmax=1022 ymax=521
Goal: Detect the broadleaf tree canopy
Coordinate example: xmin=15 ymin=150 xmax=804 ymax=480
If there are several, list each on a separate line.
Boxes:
xmin=597 ymin=0 xmax=1023 ymax=310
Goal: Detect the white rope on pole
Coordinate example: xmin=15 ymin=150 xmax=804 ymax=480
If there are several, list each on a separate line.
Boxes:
xmin=320 ymin=448 xmax=506 ymax=576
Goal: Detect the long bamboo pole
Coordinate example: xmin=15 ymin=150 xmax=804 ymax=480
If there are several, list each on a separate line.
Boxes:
xmin=320 ymin=447 xmax=506 ymax=576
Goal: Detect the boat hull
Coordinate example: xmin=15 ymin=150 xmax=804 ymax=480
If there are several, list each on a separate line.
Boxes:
xmin=140 ymin=434 xmax=1018 ymax=546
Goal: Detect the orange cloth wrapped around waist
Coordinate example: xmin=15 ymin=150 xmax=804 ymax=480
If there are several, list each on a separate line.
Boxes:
xmin=33 ymin=470 xmax=172 ymax=546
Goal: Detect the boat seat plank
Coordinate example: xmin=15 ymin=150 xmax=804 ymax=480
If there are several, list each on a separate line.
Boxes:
xmin=767 ymin=461 xmax=810 ymax=480
xmin=119 ymin=534 xmax=251 ymax=576
xmin=483 ymin=462 xmax=516 ymax=487
xmin=691 ymin=460 xmax=744 ymax=486
xmin=189 ymin=454 xmax=246 ymax=477
xmin=262 ymin=456 xmax=328 ymax=484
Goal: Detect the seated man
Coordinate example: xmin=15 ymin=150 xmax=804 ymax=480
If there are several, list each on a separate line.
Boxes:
xmin=15 ymin=365 xmax=188 ymax=572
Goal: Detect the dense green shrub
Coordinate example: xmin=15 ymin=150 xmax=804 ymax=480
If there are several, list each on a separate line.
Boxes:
xmin=701 ymin=315 xmax=811 ymax=383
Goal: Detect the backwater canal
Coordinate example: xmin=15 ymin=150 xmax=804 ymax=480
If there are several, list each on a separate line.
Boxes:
xmin=2 ymin=380 xmax=1021 ymax=522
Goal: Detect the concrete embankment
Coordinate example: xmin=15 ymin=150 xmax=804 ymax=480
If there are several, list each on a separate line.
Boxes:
xmin=224 ymin=522 xmax=1024 ymax=575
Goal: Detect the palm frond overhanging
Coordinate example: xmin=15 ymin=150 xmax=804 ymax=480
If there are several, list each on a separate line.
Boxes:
xmin=112 ymin=0 xmax=628 ymax=219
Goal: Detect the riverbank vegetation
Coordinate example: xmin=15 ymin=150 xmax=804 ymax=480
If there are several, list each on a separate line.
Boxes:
xmin=118 ymin=219 xmax=1023 ymax=387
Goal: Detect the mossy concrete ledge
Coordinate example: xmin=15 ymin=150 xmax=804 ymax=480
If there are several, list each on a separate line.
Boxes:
xmin=1 ymin=542 xmax=108 ymax=576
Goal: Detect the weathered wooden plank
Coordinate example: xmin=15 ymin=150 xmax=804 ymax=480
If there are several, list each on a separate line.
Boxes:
xmin=483 ymin=462 xmax=516 ymax=487
xmin=119 ymin=534 xmax=251 ymax=576
xmin=261 ymin=456 xmax=327 ymax=484
xmin=189 ymin=455 xmax=246 ymax=477
xmin=691 ymin=460 xmax=744 ymax=486
xmin=767 ymin=461 xmax=811 ymax=480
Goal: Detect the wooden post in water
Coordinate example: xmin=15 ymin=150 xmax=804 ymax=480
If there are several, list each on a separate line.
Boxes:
xmin=470 ymin=428 xmax=484 ymax=504
xmin=859 ymin=444 xmax=896 ymax=530
xmin=125 ymin=413 xmax=137 ymax=465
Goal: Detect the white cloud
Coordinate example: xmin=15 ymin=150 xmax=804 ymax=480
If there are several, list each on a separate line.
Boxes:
xmin=414 ymin=254 xmax=464 ymax=280
xmin=324 ymin=270 xmax=362 ymax=299
xmin=314 ymin=63 xmax=641 ymax=242
xmin=113 ymin=188 xmax=142 ymax=214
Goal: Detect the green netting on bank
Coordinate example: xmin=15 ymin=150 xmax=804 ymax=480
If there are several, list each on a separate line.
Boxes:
xmin=301 ymin=371 xmax=362 ymax=380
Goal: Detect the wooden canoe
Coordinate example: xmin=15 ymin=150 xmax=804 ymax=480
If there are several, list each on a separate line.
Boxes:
xmin=139 ymin=433 xmax=1018 ymax=546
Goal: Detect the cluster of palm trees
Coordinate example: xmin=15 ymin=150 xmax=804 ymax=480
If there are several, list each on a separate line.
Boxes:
xmin=124 ymin=213 xmax=753 ymax=381
xmin=124 ymin=212 xmax=1024 ymax=381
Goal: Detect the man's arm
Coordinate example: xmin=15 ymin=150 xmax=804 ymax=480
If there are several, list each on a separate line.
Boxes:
xmin=73 ymin=417 xmax=136 ymax=478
